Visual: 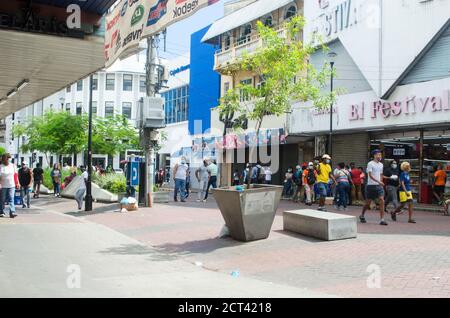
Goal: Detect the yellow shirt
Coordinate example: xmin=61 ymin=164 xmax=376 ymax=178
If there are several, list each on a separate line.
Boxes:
xmin=317 ymin=163 xmax=331 ymax=184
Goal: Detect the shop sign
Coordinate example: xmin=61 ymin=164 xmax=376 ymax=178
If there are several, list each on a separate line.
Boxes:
xmin=104 ymin=0 xmax=219 ymax=68
xmin=0 ymin=6 xmax=85 ymax=38
xmin=349 ymin=90 xmax=450 ymax=121
xmin=312 ymin=0 xmax=359 ymax=38
xmin=393 ymin=148 xmax=406 ymax=156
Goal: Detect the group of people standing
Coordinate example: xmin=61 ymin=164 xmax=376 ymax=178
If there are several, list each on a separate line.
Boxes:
xmin=0 ymin=153 xmax=44 ymax=218
xmin=172 ymin=157 xmax=218 ymax=203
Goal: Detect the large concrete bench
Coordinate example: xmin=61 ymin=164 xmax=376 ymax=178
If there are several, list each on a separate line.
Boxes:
xmin=283 ymin=209 xmax=357 ymax=241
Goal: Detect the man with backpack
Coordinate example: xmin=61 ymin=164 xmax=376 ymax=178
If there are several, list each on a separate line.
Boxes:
xmin=303 ymin=162 xmax=317 ymax=206
xmin=292 ymin=165 xmax=304 ymax=202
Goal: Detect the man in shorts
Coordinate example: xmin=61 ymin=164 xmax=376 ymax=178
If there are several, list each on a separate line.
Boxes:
xmin=316 ymin=154 xmax=335 ymax=211
xmin=360 ymin=149 xmax=388 ymax=226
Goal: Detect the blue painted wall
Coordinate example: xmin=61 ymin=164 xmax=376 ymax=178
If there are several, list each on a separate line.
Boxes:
xmin=188 ymin=25 xmax=220 ymax=135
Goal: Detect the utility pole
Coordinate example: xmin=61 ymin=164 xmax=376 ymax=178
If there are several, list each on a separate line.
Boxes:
xmin=144 ymin=36 xmax=156 ymax=207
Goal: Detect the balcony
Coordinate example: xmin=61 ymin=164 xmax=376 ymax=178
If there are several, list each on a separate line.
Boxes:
xmin=214 ymin=27 xmax=289 ymax=72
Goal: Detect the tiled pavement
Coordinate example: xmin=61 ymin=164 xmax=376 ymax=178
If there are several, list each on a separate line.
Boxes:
xmin=17 ymin=194 xmax=450 ymax=298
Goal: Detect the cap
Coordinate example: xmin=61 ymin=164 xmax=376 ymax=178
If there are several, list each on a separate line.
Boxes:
xmin=308 ymin=162 xmax=314 ymax=166
xmin=296 ymin=165 xmax=301 ymax=170
xmin=322 ymin=154 xmax=331 ymax=160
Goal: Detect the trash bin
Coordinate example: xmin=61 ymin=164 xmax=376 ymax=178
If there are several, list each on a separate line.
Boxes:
xmin=14 ymin=190 xmax=23 ymax=206
xmin=212 ymin=184 xmax=283 ymax=242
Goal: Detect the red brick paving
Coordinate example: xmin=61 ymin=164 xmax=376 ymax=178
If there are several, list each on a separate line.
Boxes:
xmin=33 ymin=194 xmax=450 ymax=297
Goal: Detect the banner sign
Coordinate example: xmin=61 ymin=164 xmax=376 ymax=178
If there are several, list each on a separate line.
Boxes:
xmin=104 ymin=0 xmax=219 ymax=67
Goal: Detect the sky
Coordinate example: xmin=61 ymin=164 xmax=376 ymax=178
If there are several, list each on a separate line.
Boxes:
xmin=159 ymin=0 xmax=227 ymax=59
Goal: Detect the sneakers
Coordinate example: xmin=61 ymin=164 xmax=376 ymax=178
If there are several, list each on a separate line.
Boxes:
xmin=359 ymin=215 xmax=367 ymax=223
xmin=390 ymin=212 xmax=397 ymax=222
xmin=22 ymin=204 xmax=26 ymax=209
xmin=408 ymin=219 xmax=417 ymax=224
xmin=317 ymin=206 xmax=327 ymax=212
xmin=202 ymin=199 xmax=207 ymax=203
xmin=0 ymin=213 xmax=5 ymax=218
xmin=379 ymin=220 xmax=388 ymax=226
xmin=10 ymin=213 xmax=17 ymax=219
xmin=196 ymin=199 xmax=201 ymax=202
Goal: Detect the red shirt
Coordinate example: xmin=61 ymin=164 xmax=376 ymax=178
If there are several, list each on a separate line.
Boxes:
xmin=350 ymin=168 xmax=362 ymax=185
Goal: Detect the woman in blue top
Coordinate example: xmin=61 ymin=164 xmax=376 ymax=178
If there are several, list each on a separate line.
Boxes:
xmin=394 ymin=162 xmax=416 ymax=223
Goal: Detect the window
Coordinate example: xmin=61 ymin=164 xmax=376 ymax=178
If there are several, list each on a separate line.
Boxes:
xmin=239 ymin=24 xmax=252 ymax=44
xmin=223 ymin=33 xmax=231 ymax=50
xmin=76 ymin=102 xmax=82 ymax=115
xmin=92 ymin=101 xmax=97 ymax=116
xmin=77 ymin=80 xmax=83 ymax=91
xmin=105 ymin=101 xmax=114 ymax=117
xmin=66 ymin=86 xmax=71 ymax=93
xmin=106 ymin=74 xmax=115 ymax=90
xmin=65 ymin=103 xmax=70 ymax=112
xmin=162 ymin=85 xmax=189 ymax=124
xmin=140 ymin=76 xmax=146 ymax=93
xmin=285 ymin=5 xmax=297 ymax=20
xmin=123 ymin=74 xmax=133 ymax=91
xmin=239 ymin=79 xmax=252 ymax=102
xmin=224 ymin=82 xmax=230 ymax=93
xmin=92 ymin=74 xmax=98 ymax=90
xmin=263 ymin=15 xmax=273 ymax=27
xmin=122 ymin=102 xmax=132 ymax=119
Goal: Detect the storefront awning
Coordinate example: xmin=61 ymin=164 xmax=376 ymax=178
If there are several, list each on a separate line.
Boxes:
xmin=202 ymin=0 xmax=294 ymax=43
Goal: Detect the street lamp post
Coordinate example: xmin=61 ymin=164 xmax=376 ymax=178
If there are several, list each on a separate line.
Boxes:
xmin=85 ymin=75 xmax=94 ymax=212
xmin=327 ymin=51 xmax=337 ymax=157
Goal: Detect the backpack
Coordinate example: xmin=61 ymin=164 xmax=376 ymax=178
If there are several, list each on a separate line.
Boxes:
xmin=294 ymin=170 xmax=302 ymax=185
xmin=307 ymin=170 xmax=316 ymax=185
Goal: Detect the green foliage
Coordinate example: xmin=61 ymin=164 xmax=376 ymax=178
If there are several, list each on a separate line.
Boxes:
xmin=0 ymin=146 xmax=5 ymax=156
xmin=92 ymin=173 xmax=126 ymax=194
xmin=13 ymin=111 xmax=87 ymax=162
xmin=218 ymin=16 xmax=337 ymax=133
xmin=92 ymin=115 xmax=140 ymax=157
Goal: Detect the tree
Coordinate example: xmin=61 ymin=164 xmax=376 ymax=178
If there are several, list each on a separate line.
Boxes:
xmin=217 ymin=16 xmax=337 ymax=185
xmin=13 ymin=111 xmax=87 ymax=165
xmin=91 ymin=115 xmax=140 ymax=157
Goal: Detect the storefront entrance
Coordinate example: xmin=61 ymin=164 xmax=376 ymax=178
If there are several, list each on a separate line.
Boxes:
xmin=370 ymin=128 xmax=450 ymax=204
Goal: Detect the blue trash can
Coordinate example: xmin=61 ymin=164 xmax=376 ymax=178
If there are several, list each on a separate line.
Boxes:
xmin=14 ymin=190 xmax=23 ymax=206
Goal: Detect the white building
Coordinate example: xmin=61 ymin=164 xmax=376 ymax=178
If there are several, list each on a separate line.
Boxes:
xmin=1 ymin=51 xmax=191 ymax=171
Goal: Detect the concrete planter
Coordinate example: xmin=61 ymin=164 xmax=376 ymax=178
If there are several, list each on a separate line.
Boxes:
xmin=153 ymin=191 xmax=170 ymax=203
xmin=212 ymin=184 xmax=283 ymax=242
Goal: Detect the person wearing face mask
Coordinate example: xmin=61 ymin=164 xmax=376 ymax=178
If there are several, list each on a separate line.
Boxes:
xmin=303 ymin=162 xmax=317 ymax=206
xmin=173 ymin=157 xmax=189 ymax=202
xmin=283 ymin=167 xmax=294 ymax=199
xmin=383 ymin=160 xmax=400 ymax=220
xmin=316 ymin=154 xmax=335 ymax=211
xmin=0 ymin=153 xmax=19 ymax=218
xmin=360 ymin=149 xmax=387 ymax=226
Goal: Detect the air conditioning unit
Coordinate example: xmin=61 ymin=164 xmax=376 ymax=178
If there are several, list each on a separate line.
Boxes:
xmin=136 ymin=97 xmax=166 ymax=129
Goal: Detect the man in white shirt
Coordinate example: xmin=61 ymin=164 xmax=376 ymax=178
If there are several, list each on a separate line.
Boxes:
xmin=360 ymin=149 xmax=387 ymax=226
xmin=173 ymin=157 xmax=189 ymax=202
xmin=264 ymin=167 xmax=272 ymax=184
xmin=75 ymin=166 xmax=88 ymax=210
xmin=195 ymin=159 xmax=209 ymax=202
xmin=204 ymin=159 xmax=218 ymax=202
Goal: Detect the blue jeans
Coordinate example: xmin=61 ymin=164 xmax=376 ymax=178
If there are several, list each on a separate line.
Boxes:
xmin=337 ymin=182 xmax=350 ymax=208
xmin=283 ymin=180 xmax=293 ymax=197
xmin=1 ymin=187 xmax=16 ymax=214
xmin=174 ymin=178 xmax=186 ymax=201
xmin=53 ymin=182 xmax=60 ymax=195
xmin=204 ymin=176 xmax=217 ymax=200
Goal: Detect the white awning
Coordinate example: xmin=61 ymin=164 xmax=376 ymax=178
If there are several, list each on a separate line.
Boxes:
xmin=202 ymin=0 xmax=294 ymax=43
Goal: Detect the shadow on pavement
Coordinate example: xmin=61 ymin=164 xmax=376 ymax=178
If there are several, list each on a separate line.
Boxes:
xmin=154 ymin=237 xmax=246 ymax=255
xmin=65 ymin=203 xmax=120 ymax=217
xmin=98 ymin=244 xmax=178 ymax=262
xmin=272 ymin=230 xmax=327 ymax=243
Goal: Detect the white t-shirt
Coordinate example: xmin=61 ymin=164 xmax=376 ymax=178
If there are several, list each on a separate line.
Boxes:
xmin=265 ymin=169 xmax=272 ymax=181
xmin=367 ymin=160 xmax=384 ymax=185
xmin=79 ymin=171 xmax=88 ymax=190
xmin=0 ymin=164 xmax=16 ymax=188
xmin=175 ymin=163 xmax=188 ymax=180
xmin=197 ymin=165 xmax=209 ymax=181
xmin=207 ymin=163 xmax=218 ymax=177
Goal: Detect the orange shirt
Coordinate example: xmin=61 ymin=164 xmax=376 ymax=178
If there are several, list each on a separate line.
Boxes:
xmin=434 ymin=170 xmax=447 ymax=186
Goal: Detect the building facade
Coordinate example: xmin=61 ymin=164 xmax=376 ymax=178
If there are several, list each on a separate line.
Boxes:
xmin=289 ymin=0 xmax=450 ymax=203
xmin=202 ymin=0 xmax=304 ymax=186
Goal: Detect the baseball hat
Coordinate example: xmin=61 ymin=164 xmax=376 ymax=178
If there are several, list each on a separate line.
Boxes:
xmin=322 ymin=154 xmax=331 ymax=160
